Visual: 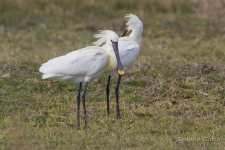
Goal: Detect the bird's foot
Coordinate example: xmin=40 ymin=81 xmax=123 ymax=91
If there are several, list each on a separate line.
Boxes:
xmin=117 ymin=115 xmax=123 ymax=120
xmin=83 ymin=123 xmax=90 ymax=129
xmin=107 ymin=112 xmax=110 ymax=117
xmin=83 ymin=126 xmax=90 ymax=129
xmin=77 ymin=126 xmax=81 ymax=130
xmin=107 ymin=111 xmax=110 ymax=115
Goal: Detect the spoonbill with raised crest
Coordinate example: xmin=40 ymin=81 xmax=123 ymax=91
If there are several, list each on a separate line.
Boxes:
xmin=102 ymin=13 xmax=143 ymax=118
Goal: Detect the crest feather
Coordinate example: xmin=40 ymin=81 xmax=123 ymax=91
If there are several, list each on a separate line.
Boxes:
xmin=93 ymin=30 xmax=112 ymax=46
xmin=125 ymin=13 xmax=143 ymax=30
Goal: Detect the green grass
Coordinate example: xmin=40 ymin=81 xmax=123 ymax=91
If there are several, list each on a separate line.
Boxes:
xmin=1 ymin=0 xmax=225 ymax=149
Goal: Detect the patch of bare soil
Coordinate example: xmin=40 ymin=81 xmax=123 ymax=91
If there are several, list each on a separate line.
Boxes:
xmin=140 ymin=77 xmax=164 ymax=107
xmin=181 ymin=62 xmax=216 ymax=75
xmin=195 ymin=62 xmax=216 ymax=74
xmin=140 ymin=62 xmax=222 ymax=108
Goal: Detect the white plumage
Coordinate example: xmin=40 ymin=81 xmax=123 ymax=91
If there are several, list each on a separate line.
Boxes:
xmin=39 ymin=30 xmax=125 ymax=129
xmin=39 ymin=30 xmax=124 ymax=82
xmin=124 ymin=13 xmax=143 ymax=46
xmin=118 ymin=13 xmax=143 ymax=70
xmin=100 ymin=13 xmax=143 ymax=75
xmin=101 ymin=13 xmax=144 ymax=116
xmin=39 ymin=47 xmax=108 ymax=82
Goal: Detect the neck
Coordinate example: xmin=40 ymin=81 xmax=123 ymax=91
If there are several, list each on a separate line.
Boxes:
xmin=129 ymin=28 xmax=142 ymax=46
xmin=104 ymin=43 xmax=114 ymax=55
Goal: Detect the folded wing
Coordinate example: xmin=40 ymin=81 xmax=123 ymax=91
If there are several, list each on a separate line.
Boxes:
xmin=39 ymin=46 xmax=108 ymax=82
xmin=118 ymin=37 xmax=140 ymax=70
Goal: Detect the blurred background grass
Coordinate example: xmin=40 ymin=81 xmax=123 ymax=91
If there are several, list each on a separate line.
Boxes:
xmin=1 ymin=0 xmax=225 ymax=62
xmin=1 ymin=0 xmax=225 ymax=149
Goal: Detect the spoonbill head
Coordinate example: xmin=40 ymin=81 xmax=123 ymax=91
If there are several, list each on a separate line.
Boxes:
xmin=93 ymin=30 xmax=125 ymax=76
xmin=39 ymin=30 xmax=125 ymax=129
xmin=122 ymin=13 xmax=143 ymax=46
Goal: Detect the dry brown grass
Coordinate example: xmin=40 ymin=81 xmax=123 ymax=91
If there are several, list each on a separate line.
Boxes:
xmin=151 ymin=0 xmax=225 ymax=20
xmin=190 ymin=0 xmax=225 ymax=20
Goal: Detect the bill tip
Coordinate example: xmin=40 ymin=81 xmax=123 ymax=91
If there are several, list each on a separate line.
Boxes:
xmin=118 ymin=70 xmax=125 ymax=76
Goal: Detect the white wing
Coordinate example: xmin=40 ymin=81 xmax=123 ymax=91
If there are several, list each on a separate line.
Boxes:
xmin=39 ymin=46 xmax=108 ymax=82
xmin=118 ymin=37 xmax=140 ymax=70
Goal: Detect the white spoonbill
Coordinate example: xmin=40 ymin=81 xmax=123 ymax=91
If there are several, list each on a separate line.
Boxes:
xmin=102 ymin=13 xmax=143 ymax=118
xmin=39 ymin=30 xmax=125 ymax=129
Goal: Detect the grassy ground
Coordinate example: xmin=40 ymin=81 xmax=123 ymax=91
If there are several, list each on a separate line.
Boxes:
xmin=1 ymin=0 xmax=225 ymax=149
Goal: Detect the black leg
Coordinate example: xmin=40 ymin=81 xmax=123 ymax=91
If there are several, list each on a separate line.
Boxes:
xmin=106 ymin=75 xmax=111 ymax=115
xmin=115 ymin=75 xmax=122 ymax=119
xmin=82 ymin=82 xmax=89 ymax=129
xmin=77 ymin=82 xmax=82 ymax=129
